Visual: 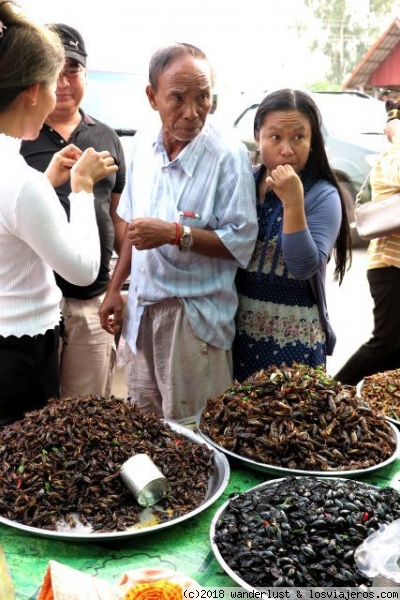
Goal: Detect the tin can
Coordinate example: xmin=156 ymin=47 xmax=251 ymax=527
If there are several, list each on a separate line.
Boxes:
xmin=120 ymin=454 xmax=168 ymax=507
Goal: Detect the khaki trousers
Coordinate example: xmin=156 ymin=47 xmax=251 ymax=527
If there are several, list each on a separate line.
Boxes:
xmin=124 ymin=298 xmax=232 ymax=423
xmin=59 ymin=294 xmax=116 ymax=398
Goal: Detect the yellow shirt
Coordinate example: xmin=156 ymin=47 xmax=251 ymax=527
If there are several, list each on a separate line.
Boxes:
xmin=367 ymin=133 xmax=400 ymax=269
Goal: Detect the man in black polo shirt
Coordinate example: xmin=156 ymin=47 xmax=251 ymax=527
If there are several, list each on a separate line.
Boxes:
xmin=21 ymin=24 xmax=126 ymax=399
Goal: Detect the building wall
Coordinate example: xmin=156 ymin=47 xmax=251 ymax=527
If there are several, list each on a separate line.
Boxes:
xmin=371 ymin=43 xmax=400 ymax=88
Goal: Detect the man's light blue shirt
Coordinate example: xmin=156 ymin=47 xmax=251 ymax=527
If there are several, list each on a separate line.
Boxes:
xmin=117 ymin=119 xmax=257 ymax=352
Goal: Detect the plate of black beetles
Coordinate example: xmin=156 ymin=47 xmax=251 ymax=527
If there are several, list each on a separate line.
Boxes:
xmin=210 ymin=475 xmax=400 ymax=589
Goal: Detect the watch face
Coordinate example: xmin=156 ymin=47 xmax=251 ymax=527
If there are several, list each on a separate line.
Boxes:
xmin=181 ymin=234 xmax=194 ymax=248
xmin=179 ymin=226 xmax=194 ymax=251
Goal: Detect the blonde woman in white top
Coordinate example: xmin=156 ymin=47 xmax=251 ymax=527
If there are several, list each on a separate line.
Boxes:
xmin=0 ymin=0 xmax=118 ymax=425
xmin=335 ymin=102 xmax=400 ymax=385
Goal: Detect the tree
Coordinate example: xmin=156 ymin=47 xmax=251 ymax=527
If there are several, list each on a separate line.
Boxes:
xmin=302 ymin=0 xmax=394 ymax=86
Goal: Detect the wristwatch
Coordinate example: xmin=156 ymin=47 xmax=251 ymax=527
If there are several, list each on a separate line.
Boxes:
xmin=179 ymin=225 xmax=194 ymax=252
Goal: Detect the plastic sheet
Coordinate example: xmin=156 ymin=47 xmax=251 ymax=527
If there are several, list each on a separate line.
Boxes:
xmin=355 ymin=518 xmax=400 ymax=586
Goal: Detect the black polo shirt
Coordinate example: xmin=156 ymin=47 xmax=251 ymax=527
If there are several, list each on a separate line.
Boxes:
xmin=20 ymin=110 xmax=126 ymax=299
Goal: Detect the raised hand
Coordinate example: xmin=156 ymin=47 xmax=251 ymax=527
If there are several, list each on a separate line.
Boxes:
xmin=71 ymin=148 xmax=119 ymax=193
xmin=44 ymin=143 xmax=82 ymax=188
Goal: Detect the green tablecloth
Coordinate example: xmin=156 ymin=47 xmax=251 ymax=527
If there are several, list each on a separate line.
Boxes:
xmin=2 ymin=456 xmax=400 ymax=600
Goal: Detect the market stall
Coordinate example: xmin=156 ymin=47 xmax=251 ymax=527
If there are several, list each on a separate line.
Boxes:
xmin=2 ymin=459 xmax=400 ymax=599
xmin=2 ymin=364 xmax=400 ymax=598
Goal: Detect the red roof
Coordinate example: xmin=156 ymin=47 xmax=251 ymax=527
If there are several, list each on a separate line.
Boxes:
xmin=343 ymin=18 xmax=400 ymax=90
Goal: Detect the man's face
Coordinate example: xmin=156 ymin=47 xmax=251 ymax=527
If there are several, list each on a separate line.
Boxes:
xmin=146 ymin=56 xmax=213 ymax=144
xmin=54 ymin=58 xmax=86 ymax=113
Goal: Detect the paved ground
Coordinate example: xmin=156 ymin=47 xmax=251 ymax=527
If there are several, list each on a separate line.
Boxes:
xmin=326 ymin=245 xmax=373 ymax=378
xmin=112 ymin=245 xmax=374 ymax=396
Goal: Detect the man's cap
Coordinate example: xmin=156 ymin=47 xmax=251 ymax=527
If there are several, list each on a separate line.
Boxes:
xmin=52 ymin=23 xmax=87 ymax=67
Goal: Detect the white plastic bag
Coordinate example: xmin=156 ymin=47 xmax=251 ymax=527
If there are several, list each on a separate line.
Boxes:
xmin=354 ymin=518 xmax=400 ymax=585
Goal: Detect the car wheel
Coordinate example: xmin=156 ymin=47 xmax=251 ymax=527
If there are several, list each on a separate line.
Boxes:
xmin=338 ymin=181 xmax=363 ymax=248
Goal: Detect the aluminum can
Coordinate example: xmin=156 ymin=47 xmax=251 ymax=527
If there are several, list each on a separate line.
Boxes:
xmin=120 ymin=454 xmax=168 ymax=507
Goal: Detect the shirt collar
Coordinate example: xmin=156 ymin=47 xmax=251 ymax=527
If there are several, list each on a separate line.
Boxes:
xmin=44 ymin=108 xmax=96 ymax=133
xmin=154 ymin=121 xmax=210 ymax=177
xmin=79 ymin=108 xmax=96 ymax=126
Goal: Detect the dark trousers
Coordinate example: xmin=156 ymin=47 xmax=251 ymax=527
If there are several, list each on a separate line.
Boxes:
xmin=334 ymin=266 xmax=400 ymax=385
xmin=0 ymin=327 xmax=60 ymax=426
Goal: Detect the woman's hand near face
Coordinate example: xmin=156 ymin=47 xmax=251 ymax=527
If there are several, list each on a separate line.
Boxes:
xmin=265 ymin=164 xmax=304 ymax=207
xmin=44 ymin=144 xmax=82 ymax=188
xmin=266 ymin=164 xmax=307 ymax=233
xmin=70 ymin=148 xmax=119 ymax=193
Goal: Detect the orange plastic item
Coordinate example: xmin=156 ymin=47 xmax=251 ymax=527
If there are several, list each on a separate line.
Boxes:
xmin=122 ymin=579 xmax=182 ymax=600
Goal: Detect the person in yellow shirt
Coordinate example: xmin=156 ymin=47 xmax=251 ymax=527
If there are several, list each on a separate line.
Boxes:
xmin=335 ymin=100 xmax=400 ymax=385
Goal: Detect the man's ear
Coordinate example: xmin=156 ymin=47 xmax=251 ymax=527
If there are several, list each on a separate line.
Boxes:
xmin=146 ymin=84 xmax=158 ymax=111
xmin=23 ymin=83 xmax=41 ymax=107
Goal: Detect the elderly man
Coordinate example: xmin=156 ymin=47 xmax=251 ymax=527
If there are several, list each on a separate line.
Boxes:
xmin=99 ymin=42 xmax=257 ymax=422
xmin=21 ymin=24 xmax=126 ymax=399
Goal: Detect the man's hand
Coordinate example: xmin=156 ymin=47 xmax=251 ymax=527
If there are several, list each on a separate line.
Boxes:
xmin=44 ymin=143 xmax=82 ymax=188
xmin=127 ymin=217 xmax=176 ymax=250
xmin=99 ymin=289 xmax=124 ymax=335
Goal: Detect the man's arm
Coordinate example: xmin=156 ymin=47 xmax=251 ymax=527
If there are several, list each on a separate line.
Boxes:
xmin=110 ymin=192 xmax=128 ymax=255
xmin=99 ymin=230 xmax=131 ymax=334
xmin=125 ymin=217 xmax=234 ymax=258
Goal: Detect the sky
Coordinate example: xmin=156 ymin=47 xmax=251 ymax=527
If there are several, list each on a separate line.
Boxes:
xmin=17 ymin=0 xmax=400 ymax=119
xmin=18 ymin=0 xmax=326 ymax=90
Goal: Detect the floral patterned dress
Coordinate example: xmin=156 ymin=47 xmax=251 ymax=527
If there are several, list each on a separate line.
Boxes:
xmin=232 ymin=172 xmax=326 ymax=382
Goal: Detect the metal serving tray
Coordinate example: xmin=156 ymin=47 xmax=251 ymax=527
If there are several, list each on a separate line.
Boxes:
xmin=209 ymin=476 xmax=384 ymax=591
xmin=0 ymin=421 xmax=230 ymax=541
xmin=196 ymin=410 xmax=400 ymax=479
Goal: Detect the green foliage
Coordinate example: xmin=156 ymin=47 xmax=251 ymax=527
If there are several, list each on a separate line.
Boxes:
xmin=302 ymin=0 xmax=395 ymax=87
xmin=307 ymin=80 xmax=342 ymax=91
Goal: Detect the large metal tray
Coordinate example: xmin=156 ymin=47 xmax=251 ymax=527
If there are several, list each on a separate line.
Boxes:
xmin=0 ymin=421 xmax=230 ymax=541
xmin=210 ymin=477 xmax=381 ymax=591
xmin=196 ymin=410 xmax=400 ymax=478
